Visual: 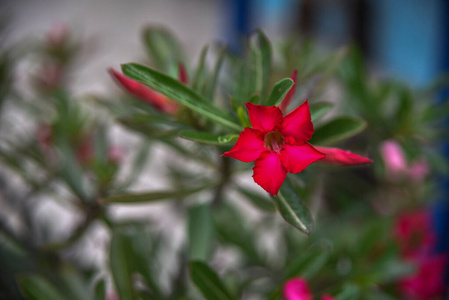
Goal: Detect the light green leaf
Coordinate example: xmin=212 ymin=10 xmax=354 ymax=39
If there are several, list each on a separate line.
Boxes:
xmin=188 ymin=204 xmax=213 ymax=261
xmin=252 ymin=30 xmax=272 ymax=103
xmin=310 ymin=117 xmax=367 ymax=146
xmin=102 ymin=185 xmax=207 ymax=204
xmin=272 ymin=178 xmax=313 ymax=235
xmin=266 ymin=78 xmax=294 ymax=107
xmin=205 ymin=45 xmax=226 ymax=100
xmin=192 ymin=45 xmax=209 ymax=91
xmin=122 ymin=63 xmax=242 ymax=131
xmin=189 ymin=261 xmax=234 ymax=300
xmin=310 ymin=102 xmax=333 ymax=122
xmin=179 ymin=130 xmax=238 ymax=145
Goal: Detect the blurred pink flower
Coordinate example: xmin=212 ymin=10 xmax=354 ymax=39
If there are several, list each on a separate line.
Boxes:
xmin=394 ymin=210 xmax=436 ymax=257
xmin=283 ymin=278 xmax=312 ymax=300
xmin=399 ymin=254 xmax=448 ymax=300
xmin=283 ymin=278 xmax=335 ymax=300
xmin=380 ymin=140 xmax=429 ymax=182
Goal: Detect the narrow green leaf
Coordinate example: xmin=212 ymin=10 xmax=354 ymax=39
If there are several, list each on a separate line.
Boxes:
xmin=310 ymin=102 xmax=333 ymax=122
xmin=251 ymin=30 xmax=272 ymax=103
xmin=310 ymin=117 xmax=367 ymax=146
xmin=205 ymin=45 xmax=226 ymax=100
xmin=189 ymin=261 xmax=234 ymax=300
xmin=188 ymin=204 xmax=213 ymax=261
xmin=142 ymin=26 xmax=185 ymax=75
xmin=102 ymin=185 xmax=207 ymax=204
xmin=335 ymin=283 xmax=361 ymax=300
xmin=94 ymin=279 xmax=106 ymax=300
xmin=235 ymin=185 xmax=275 ymax=212
xmin=272 ymin=178 xmax=313 ymax=235
xmin=236 ymin=105 xmax=251 ymax=128
xmin=192 ymin=45 xmax=209 ymax=91
xmin=284 ymin=250 xmax=329 ymax=279
xmin=266 ymin=78 xmax=294 ymax=106
xmin=122 ymin=63 xmax=242 ymax=131
xmin=179 ymin=130 xmax=237 ymax=145
xmin=110 ymin=231 xmax=134 ymax=300
xmin=19 ymin=275 xmax=66 ymax=300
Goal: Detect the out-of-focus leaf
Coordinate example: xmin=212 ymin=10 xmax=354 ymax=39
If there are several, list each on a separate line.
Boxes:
xmin=122 ymin=63 xmax=242 ymax=131
xmin=19 ymin=275 xmax=66 ymax=300
xmin=188 ymin=203 xmax=213 ymax=261
xmin=265 ymin=78 xmax=294 ymax=107
xmin=235 ymin=185 xmax=275 ymax=212
xmin=252 ymin=30 xmax=271 ymax=103
xmin=189 ymin=261 xmax=234 ymax=300
xmin=179 ymin=130 xmax=238 ymax=145
xmin=205 ymin=45 xmax=226 ymax=100
xmin=142 ymin=26 xmax=185 ymax=75
xmin=310 ymin=117 xmax=367 ymax=146
xmin=110 ymin=231 xmax=134 ymax=300
xmin=94 ymin=279 xmax=105 ymax=300
xmin=236 ymin=105 xmax=251 ymax=128
xmin=192 ymin=45 xmax=209 ymax=91
xmin=335 ymin=283 xmax=361 ymax=300
xmin=272 ymin=178 xmax=313 ymax=235
xmin=310 ymin=102 xmax=333 ymax=122
xmin=116 ymin=140 xmax=151 ymax=191
xmin=102 ymin=185 xmax=208 ymax=204
xmin=284 ymin=250 xmax=329 ymax=279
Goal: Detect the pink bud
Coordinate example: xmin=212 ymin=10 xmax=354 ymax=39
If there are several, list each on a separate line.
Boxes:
xmin=178 ymin=62 xmax=188 ymax=84
xmin=314 ymin=146 xmax=372 ymax=165
xmin=380 ymin=140 xmax=407 ymax=178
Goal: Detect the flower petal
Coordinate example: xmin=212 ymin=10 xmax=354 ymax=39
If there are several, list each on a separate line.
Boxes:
xmin=222 ymin=128 xmax=265 ymax=163
xmin=283 ymin=278 xmax=312 ymax=300
xmin=279 ymin=68 xmax=297 ymax=113
xmin=280 ymin=143 xmax=325 ymax=173
xmin=253 ymin=151 xmax=287 ymax=195
xmin=281 ymin=100 xmax=314 ymax=143
xmin=314 ymin=146 xmax=372 ymax=165
xmin=245 ymin=103 xmax=283 ymax=133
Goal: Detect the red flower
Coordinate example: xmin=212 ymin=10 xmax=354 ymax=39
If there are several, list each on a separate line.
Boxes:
xmin=283 ymin=278 xmax=335 ymax=300
xmin=315 ymin=146 xmax=372 ymax=165
xmin=109 ymin=68 xmax=179 ymax=114
xmin=223 ymin=101 xmax=325 ymax=195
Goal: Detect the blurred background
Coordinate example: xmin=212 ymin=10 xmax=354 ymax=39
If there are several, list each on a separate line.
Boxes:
xmin=0 ymin=0 xmax=448 ymax=299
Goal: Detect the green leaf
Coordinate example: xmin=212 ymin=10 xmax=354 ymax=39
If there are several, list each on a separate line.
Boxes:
xmin=284 ymin=250 xmax=329 ymax=279
xmin=236 ymin=105 xmax=251 ymax=128
xmin=189 ymin=261 xmax=234 ymax=300
xmin=110 ymin=231 xmax=135 ymax=300
xmin=102 ymin=185 xmax=207 ymax=204
xmin=252 ymin=30 xmax=272 ymax=103
xmin=94 ymin=279 xmax=106 ymax=300
xmin=179 ymin=130 xmax=238 ymax=145
xmin=142 ymin=26 xmax=185 ymax=75
xmin=19 ymin=275 xmax=67 ymax=300
xmin=335 ymin=283 xmax=361 ymax=300
xmin=235 ymin=185 xmax=275 ymax=212
xmin=272 ymin=178 xmax=313 ymax=235
xmin=310 ymin=102 xmax=333 ymax=122
xmin=188 ymin=204 xmax=213 ymax=261
xmin=122 ymin=63 xmax=242 ymax=131
xmin=265 ymin=78 xmax=294 ymax=106
xmin=205 ymin=45 xmax=226 ymax=100
xmin=192 ymin=45 xmax=209 ymax=91
xmin=310 ymin=117 xmax=367 ymax=146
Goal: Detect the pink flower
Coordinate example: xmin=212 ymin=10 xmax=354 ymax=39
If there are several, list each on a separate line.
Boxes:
xmin=178 ymin=62 xmax=188 ymax=84
xmin=283 ymin=278 xmax=336 ymax=300
xmin=399 ymin=254 xmax=448 ymax=300
xmin=283 ymin=278 xmax=312 ymax=300
xmin=223 ymin=101 xmax=325 ymax=195
xmin=394 ymin=211 xmax=436 ymax=257
xmin=109 ymin=68 xmax=179 ymax=114
xmin=279 ymin=69 xmax=298 ymax=113
xmin=408 ymin=159 xmax=429 ymax=182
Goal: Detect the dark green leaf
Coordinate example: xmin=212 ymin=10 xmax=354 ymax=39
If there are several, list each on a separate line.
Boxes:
xmin=102 ymin=185 xmax=207 ymax=204
xmin=110 ymin=231 xmax=134 ymax=300
xmin=253 ymin=30 xmax=272 ymax=103
xmin=94 ymin=279 xmax=106 ymax=300
xmin=272 ymin=178 xmax=313 ymax=235
xmin=335 ymin=283 xmax=361 ymax=300
xmin=235 ymin=185 xmax=275 ymax=212
xmin=310 ymin=117 xmax=367 ymax=146
xmin=122 ymin=63 xmax=242 ymax=131
xmin=179 ymin=130 xmax=238 ymax=145
xmin=188 ymin=204 xmax=213 ymax=261
xmin=189 ymin=261 xmax=234 ymax=300
xmin=265 ymin=78 xmax=294 ymax=107
xmin=19 ymin=275 xmax=66 ymax=300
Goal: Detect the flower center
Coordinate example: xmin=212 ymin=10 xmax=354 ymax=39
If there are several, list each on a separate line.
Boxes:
xmin=264 ymin=131 xmax=285 ymax=154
